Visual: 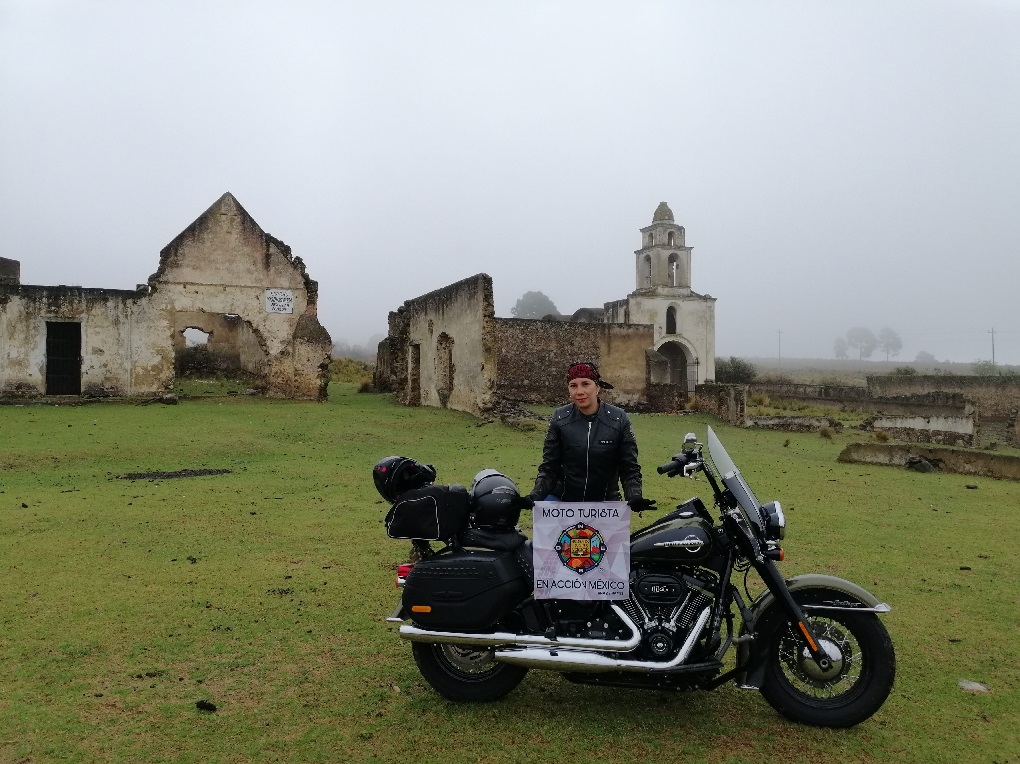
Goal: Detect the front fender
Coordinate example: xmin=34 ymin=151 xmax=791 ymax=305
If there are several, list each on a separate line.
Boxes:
xmin=733 ymin=575 xmax=891 ymax=690
xmin=750 ymin=574 xmax=892 ymax=622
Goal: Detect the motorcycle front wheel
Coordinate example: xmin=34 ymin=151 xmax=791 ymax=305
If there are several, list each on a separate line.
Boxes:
xmin=759 ymin=607 xmax=895 ymax=728
xmin=411 ymin=642 xmax=528 ymax=702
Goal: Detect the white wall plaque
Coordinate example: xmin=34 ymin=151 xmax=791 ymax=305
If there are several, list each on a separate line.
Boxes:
xmin=264 ymin=289 xmax=294 ymax=314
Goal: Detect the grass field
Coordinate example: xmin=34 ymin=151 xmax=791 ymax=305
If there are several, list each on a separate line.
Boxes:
xmin=1 ymin=385 xmax=1017 ymax=763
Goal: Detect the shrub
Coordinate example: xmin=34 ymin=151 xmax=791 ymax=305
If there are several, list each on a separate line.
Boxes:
xmin=874 ymin=430 xmax=891 ymax=442
xmin=330 ymin=357 xmax=374 ymax=386
xmin=714 ymin=356 xmax=757 ymax=384
xmin=890 ymin=367 xmax=918 ymax=376
xmin=748 ymin=393 xmax=770 ymax=407
xmin=819 ymin=426 xmax=835 ymax=439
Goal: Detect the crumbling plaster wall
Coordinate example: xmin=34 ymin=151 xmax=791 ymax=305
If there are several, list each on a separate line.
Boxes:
xmin=379 ymin=274 xmax=492 ymax=413
xmin=149 ymin=193 xmax=331 ymax=399
xmin=0 ymin=285 xmax=172 ymax=396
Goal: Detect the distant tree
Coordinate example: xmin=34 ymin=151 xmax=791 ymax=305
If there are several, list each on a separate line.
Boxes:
xmin=714 ymin=356 xmax=758 ymax=384
xmin=511 ymin=291 xmax=560 ymax=319
xmin=845 ymin=327 xmax=878 ymax=360
xmin=877 ymin=327 xmax=903 ymax=361
xmin=915 ymin=351 xmax=937 ymax=364
xmin=833 ymin=337 xmax=849 ymax=360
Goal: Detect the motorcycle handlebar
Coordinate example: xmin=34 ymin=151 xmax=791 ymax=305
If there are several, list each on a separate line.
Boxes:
xmin=657 ymin=454 xmax=703 ymax=477
xmin=657 ymin=456 xmax=687 ymax=476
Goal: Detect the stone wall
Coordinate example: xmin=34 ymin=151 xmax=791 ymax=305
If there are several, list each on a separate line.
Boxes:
xmin=693 ymin=383 xmax=746 ymax=425
xmin=749 ymin=382 xmax=870 ymax=402
xmin=867 ymin=414 xmax=977 ymax=447
xmin=747 ymin=415 xmax=843 ymax=433
xmin=838 ymin=442 xmax=1020 ymax=481
xmin=0 ymin=257 xmax=19 ymax=286
xmin=867 ymin=375 xmax=1020 ymax=422
xmin=489 ymin=318 xmax=655 ymax=407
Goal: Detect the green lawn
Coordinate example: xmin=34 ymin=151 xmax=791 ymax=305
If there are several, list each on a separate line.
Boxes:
xmin=0 ymin=385 xmax=1017 ymax=763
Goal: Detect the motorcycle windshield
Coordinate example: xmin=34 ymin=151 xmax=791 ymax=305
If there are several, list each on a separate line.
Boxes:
xmin=706 ymin=427 xmax=766 ymax=533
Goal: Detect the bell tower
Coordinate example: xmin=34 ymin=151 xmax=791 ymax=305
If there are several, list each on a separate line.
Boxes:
xmin=634 ymin=201 xmax=692 ymax=292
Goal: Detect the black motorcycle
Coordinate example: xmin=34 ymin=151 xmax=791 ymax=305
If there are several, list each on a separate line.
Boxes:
xmin=375 ymin=427 xmax=895 ymax=728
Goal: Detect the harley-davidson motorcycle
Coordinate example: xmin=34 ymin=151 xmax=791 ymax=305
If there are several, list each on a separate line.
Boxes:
xmin=374 ymin=427 xmax=895 ymax=727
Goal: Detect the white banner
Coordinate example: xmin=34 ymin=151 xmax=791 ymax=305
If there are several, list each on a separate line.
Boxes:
xmin=532 ymin=501 xmax=630 ymax=601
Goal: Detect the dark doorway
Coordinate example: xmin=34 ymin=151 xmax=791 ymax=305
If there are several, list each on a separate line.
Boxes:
xmin=46 ymin=321 xmax=82 ymax=395
xmin=656 ymin=340 xmax=689 ymax=387
xmin=408 ymin=343 xmax=421 ymax=405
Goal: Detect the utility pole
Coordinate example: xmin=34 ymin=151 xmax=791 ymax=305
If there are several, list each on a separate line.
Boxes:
xmin=989 ymin=328 xmax=996 ymax=368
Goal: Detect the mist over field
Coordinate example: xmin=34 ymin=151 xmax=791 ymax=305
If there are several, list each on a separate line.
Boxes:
xmin=2 ymin=1 xmax=1017 ymax=364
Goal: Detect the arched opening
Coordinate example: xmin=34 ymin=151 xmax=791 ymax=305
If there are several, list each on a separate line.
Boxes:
xmin=436 ymin=333 xmax=454 ymax=408
xmin=644 ymin=255 xmax=652 ymax=287
xmin=667 ymin=231 xmax=675 ymax=246
xmin=657 ymin=340 xmax=697 ymax=390
xmin=666 ymin=306 xmax=677 ymax=335
xmin=668 ymin=253 xmax=680 ymax=286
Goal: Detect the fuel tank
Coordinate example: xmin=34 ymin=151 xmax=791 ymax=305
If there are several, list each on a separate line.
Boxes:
xmin=631 ymin=498 xmax=717 ymax=565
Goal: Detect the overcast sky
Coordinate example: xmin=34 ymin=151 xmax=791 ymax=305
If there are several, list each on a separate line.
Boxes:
xmin=2 ymin=0 xmax=1018 ymax=364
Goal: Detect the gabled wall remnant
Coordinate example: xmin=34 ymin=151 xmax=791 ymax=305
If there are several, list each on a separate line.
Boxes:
xmin=0 ymin=193 xmax=331 ymax=400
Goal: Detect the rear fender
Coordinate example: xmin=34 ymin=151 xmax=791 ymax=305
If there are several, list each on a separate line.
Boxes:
xmin=733 ymin=575 xmax=891 ymax=689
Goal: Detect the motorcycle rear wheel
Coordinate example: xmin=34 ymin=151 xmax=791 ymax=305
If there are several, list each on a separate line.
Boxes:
xmin=760 ymin=608 xmax=895 ymax=727
xmin=411 ymin=642 xmax=528 ymax=702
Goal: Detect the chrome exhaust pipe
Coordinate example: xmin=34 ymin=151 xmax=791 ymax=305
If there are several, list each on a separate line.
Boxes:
xmin=398 ymin=603 xmax=641 ymax=653
xmin=493 ymin=608 xmax=711 ymax=674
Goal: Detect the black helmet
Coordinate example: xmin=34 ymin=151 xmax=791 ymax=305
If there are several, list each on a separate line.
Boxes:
xmin=469 ymin=469 xmax=522 ymax=528
xmin=373 ymin=456 xmax=437 ymax=502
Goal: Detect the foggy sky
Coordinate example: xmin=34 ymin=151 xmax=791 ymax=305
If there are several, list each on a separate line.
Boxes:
xmin=2 ymin=0 xmax=1018 ymax=364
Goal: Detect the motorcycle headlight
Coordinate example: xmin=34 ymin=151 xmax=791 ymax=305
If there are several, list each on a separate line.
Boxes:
xmin=762 ymin=500 xmax=785 ymax=541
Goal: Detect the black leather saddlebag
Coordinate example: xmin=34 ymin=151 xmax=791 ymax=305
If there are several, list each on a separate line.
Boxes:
xmin=402 ymin=548 xmax=529 ymax=630
xmin=385 ymin=485 xmax=471 ymax=541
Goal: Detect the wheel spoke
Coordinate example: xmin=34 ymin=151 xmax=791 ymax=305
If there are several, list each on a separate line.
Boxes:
xmin=777 ymin=616 xmax=864 ymax=700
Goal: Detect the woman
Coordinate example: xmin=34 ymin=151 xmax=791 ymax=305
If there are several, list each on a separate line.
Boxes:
xmin=528 ymin=361 xmax=655 ymax=511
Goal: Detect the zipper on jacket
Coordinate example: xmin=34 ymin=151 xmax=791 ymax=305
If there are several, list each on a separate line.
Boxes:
xmin=583 ymin=420 xmax=592 ymax=499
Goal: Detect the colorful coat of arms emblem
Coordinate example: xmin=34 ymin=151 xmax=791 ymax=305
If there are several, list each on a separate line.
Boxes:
xmin=554 ymin=522 xmax=606 ymax=574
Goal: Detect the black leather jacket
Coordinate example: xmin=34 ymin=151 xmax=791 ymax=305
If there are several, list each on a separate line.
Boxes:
xmin=530 ymin=402 xmax=643 ymax=502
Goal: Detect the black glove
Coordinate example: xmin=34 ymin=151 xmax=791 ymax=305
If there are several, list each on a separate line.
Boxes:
xmin=628 ymin=497 xmax=657 ymax=513
xmin=515 ymin=495 xmax=536 ymax=510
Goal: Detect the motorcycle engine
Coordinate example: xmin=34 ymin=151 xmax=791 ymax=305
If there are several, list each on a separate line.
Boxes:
xmin=623 ymin=568 xmax=717 ymax=658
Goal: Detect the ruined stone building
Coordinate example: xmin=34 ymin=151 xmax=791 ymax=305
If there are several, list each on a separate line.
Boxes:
xmin=0 ymin=193 xmax=332 ymax=400
xmin=375 ymin=203 xmax=716 ymax=414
